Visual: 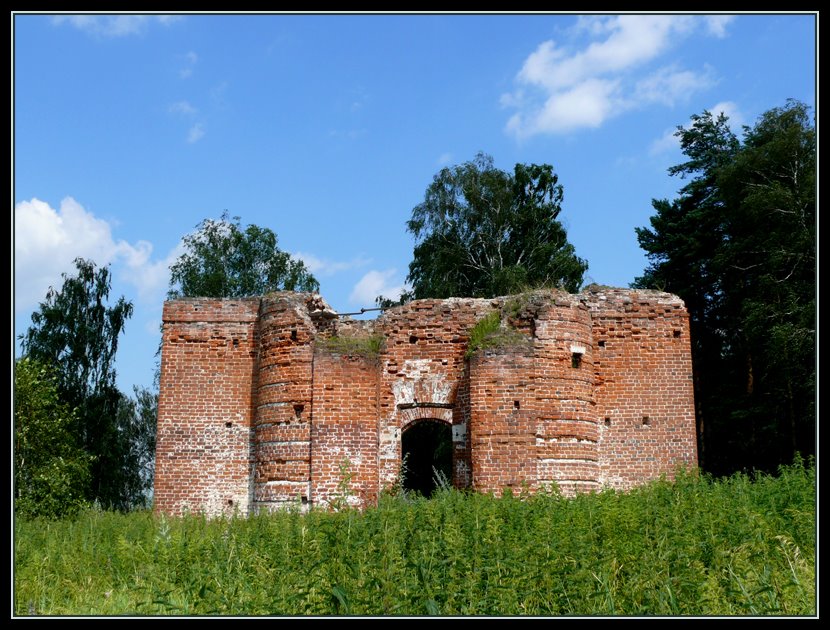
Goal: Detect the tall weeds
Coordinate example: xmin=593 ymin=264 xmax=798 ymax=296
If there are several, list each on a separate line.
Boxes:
xmin=14 ymin=461 xmax=815 ymax=616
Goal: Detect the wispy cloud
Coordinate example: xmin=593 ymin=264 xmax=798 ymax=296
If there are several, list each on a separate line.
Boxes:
xmin=705 ymin=15 xmax=736 ymax=38
xmin=52 ymin=14 xmax=181 ymax=38
xmin=179 ymin=50 xmax=198 ymax=78
xmin=632 ymin=64 xmax=716 ymax=107
xmin=502 ymin=15 xmax=734 ymax=138
xmin=294 ymin=252 xmax=371 ymax=277
xmin=210 ymin=81 xmax=229 ymax=108
xmin=349 ymin=269 xmax=405 ymax=306
xmin=14 ymin=197 xmax=178 ymax=311
xmin=168 ymin=100 xmax=197 ymax=115
xmin=187 ymin=123 xmax=205 ymax=143
xmin=649 ymin=127 xmax=681 ymax=156
xmin=436 ymin=152 xmax=453 ymax=166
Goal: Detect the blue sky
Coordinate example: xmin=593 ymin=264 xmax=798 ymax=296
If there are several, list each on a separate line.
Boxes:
xmin=13 ymin=12 xmax=816 ymax=394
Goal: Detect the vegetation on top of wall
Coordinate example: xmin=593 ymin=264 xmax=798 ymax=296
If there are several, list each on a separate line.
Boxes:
xmin=316 ymin=334 xmax=385 ymax=358
xmin=582 ymin=283 xmax=616 ymax=293
xmin=500 ymin=289 xmax=549 ymax=322
xmin=465 ymin=310 xmax=528 ymax=358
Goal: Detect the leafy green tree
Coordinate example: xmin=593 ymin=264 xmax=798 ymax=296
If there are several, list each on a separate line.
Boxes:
xmin=114 ymin=386 xmax=158 ymax=508
xmin=402 ymin=153 xmax=587 ymax=300
xmin=636 ymin=100 xmax=815 ymax=474
xmin=168 ymin=212 xmax=319 ymax=298
xmin=20 ymin=257 xmax=141 ymax=509
xmin=14 ymin=357 xmax=91 ymax=519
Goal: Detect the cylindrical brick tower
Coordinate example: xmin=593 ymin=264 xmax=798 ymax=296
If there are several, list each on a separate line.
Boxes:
xmin=533 ymin=295 xmax=600 ymax=495
xmin=252 ymin=295 xmax=315 ymax=511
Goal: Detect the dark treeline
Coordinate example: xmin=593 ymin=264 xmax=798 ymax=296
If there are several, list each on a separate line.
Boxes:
xmin=635 ymin=99 xmax=816 ymax=476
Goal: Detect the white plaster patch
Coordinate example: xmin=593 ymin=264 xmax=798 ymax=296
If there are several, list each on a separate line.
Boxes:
xmin=390 ymin=359 xmax=454 ymax=407
xmin=391 ymin=379 xmax=416 ymax=406
xmin=452 ymin=423 xmax=467 ymax=442
xmin=378 ymin=425 xmax=400 ymax=460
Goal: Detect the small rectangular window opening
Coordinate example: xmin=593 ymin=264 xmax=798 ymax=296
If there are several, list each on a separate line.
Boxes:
xmin=571 ymin=352 xmax=583 ymax=369
xmin=513 ymin=400 xmax=521 ymax=410
xmin=598 ymin=340 xmax=606 ymax=347
xmin=294 ymin=404 xmax=304 ymax=419
xmin=604 ymin=417 xmax=611 ymax=427
xmin=291 ymin=329 xmax=298 ymax=341
xmin=642 ymin=416 xmax=650 ymax=426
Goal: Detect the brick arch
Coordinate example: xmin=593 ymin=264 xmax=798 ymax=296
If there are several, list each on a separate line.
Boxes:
xmin=398 ymin=404 xmax=453 ymax=431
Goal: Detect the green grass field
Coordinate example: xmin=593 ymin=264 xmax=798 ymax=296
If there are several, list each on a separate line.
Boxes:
xmin=14 ymin=461 xmax=815 ymax=616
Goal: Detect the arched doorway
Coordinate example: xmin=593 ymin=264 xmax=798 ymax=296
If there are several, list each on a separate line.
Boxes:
xmin=401 ymin=420 xmax=453 ymax=497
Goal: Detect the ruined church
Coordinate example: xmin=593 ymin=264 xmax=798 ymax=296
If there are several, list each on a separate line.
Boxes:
xmin=154 ymin=288 xmax=697 ymax=517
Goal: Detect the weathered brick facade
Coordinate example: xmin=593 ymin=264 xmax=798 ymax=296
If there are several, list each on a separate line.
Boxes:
xmin=154 ymin=289 xmax=697 ymax=517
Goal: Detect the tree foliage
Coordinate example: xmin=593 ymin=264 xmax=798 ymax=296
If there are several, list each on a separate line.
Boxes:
xmin=114 ymin=386 xmax=158 ymax=508
xmin=635 ymin=100 xmax=815 ymax=475
xmin=401 ymin=153 xmax=587 ymax=301
xmin=168 ymin=212 xmax=319 ymax=298
xmin=19 ymin=257 xmax=146 ymax=510
xmin=14 ymin=357 xmax=91 ymax=519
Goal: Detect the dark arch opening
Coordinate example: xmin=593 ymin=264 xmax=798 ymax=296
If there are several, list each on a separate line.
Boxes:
xmin=401 ymin=420 xmax=452 ymax=497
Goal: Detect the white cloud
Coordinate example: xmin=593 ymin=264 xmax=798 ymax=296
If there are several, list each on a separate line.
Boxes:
xmin=294 ymin=252 xmax=371 ymax=276
xmin=169 ymin=100 xmax=197 ymax=115
xmin=649 ymin=127 xmax=681 ymax=156
xmin=14 ymin=197 xmax=177 ymax=311
xmin=502 ymin=15 xmax=729 ymax=138
xmin=705 ymin=15 xmax=736 ymax=38
xmin=633 ymin=65 xmax=716 ymax=107
xmin=349 ymin=269 xmax=405 ymax=306
xmin=187 ymin=123 xmax=205 ymax=143
xmin=709 ymin=100 xmax=745 ymax=130
xmin=52 ymin=15 xmax=180 ymax=38
xmin=508 ymin=78 xmax=620 ymax=136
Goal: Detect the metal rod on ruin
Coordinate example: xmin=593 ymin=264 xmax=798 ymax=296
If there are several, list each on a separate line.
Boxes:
xmin=336 ymin=306 xmax=386 ymax=317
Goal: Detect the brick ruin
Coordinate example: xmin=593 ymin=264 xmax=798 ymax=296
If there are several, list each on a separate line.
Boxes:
xmin=153 ymin=288 xmax=697 ymax=517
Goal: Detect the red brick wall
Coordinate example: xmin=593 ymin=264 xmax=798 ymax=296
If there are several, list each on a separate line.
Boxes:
xmin=154 ymin=298 xmax=259 ymax=516
xmin=374 ymin=299 xmax=491 ymax=492
xmin=154 ymin=289 xmax=698 ymax=516
xmin=469 ymin=348 xmax=537 ymax=495
xmin=311 ymin=350 xmax=379 ymax=508
xmin=585 ymin=289 xmax=698 ymax=490
xmin=252 ymin=295 xmax=315 ymax=512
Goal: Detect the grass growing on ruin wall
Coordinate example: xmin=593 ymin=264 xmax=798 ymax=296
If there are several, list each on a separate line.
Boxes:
xmin=465 ymin=311 xmax=528 ymax=358
xmin=14 ymin=460 xmax=815 ymax=617
xmin=316 ymin=334 xmax=384 ymax=358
